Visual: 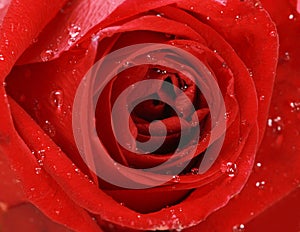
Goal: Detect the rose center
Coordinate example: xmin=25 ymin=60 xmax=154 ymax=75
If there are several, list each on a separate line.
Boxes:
xmin=96 ymin=65 xmax=210 ymax=157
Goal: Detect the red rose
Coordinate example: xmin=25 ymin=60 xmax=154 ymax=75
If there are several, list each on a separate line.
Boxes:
xmin=0 ymin=0 xmax=298 ymax=231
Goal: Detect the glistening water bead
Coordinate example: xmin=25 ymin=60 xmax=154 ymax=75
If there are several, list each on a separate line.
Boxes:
xmin=289 ymin=14 xmax=295 ymax=20
xmin=43 ymin=120 xmax=56 ymax=137
xmin=221 ymin=162 xmax=238 ymax=177
xmin=290 ymin=102 xmax=300 ymax=112
xmin=68 ymin=24 xmax=81 ymax=45
xmin=40 ymin=49 xmax=55 ymax=62
xmin=50 ymin=90 xmax=63 ymax=109
xmin=232 ymin=224 xmax=245 ymax=232
xmin=255 ymin=180 xmax=266 ymax=189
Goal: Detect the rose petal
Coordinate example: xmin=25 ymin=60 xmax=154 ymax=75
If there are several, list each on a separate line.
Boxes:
xmin=182 ymin=1 xmax=300 ymax=231
xmin=17 ymin=0 xmax=185 ymax=64
xmin=0 ymin=150 xmax=25 ymax=206
xmin=6 ymin=39 xmax=99 ymax=183
xmin=176 ymin=0 xmax=279 ymax=142
xmin=1 ymin=97 xmax=103 ymax=232
xmin=0 ymin=0 xmax=67 ymax=75
xmin=0 ymin=203 xmax=72 ymax=232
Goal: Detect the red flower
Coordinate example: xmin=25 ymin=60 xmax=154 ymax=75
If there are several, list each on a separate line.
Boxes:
xmin=0 ymin=0 xmax=298 ymax=231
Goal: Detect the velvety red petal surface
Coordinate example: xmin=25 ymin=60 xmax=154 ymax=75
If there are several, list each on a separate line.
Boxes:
xmin=0 ymin=0 xmax=290 ymax=231
xmin=16 ymin=0 xmax=183 ymax=64
xmin=0 ymin=0 xmax=67 ymax=75
xmin=0 ymin=0 xmax=101 ymax=231
xmin=0 ymin=203 xmax=72 ymax=232
xmin=246 ymin=187 xmax=300 ymax=232
xmin=183 ymin=0 xmax=300 ymax=231
xmin=0 ymin=150 xmax=25 ymax=206
xmin=0 ymin=0 xmax=68 ymax=218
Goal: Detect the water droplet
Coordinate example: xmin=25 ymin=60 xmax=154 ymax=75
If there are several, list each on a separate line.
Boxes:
xmin=172 ymin=175 xmax=181 ymax=183
xmin=254 ymin=1 xmax=263 ymax=9
xmin=289 ymin=14 xmax=295 ymax=20
xmin=267 ymin=118 xmax=273 ymax=127
xmin=256 ymin=162 xmax=262 ymax=168
xmin=190 ymin=6 xmax=194 ymax=10
xmin=259 ymin=95 xmax=265 ymax=101
xmin=35 ymin=167 xmax=42 ymax=174
xmin=206 ymin=16 xmax=211 ymax=20
xmin=147 ymin=54 xmax=158 ymax=62
xmin=268 ymin=116 xmax=284 ymax=133
xmin=224 ymin=112 xmax=230 ymax=119
xmin=191 ymin=168 xmax=199 ymax=175
xmin=154 ymin=68 xmax=167 ymax=74
xmin=0 ymin=54 xmax=4 ymax=61
xmin=68 ymin=24 xmax=81 ymax=45
xmin=290 ymin=102 xmax=300 ymax=112
xmin=269 ymin=31 xmax=276 ymax=37
xmin=122 ymin=61 xmax=133 ymax=69
xmin=255 ymin=180 xmax=266 ymax=189
xmin=40 ymin=49 xmax=55 ymax=62
xmin=190 ymin=120 xmax=199 ymax=127
xmin=282 ymin=51 xmax=291 ymax=61
xmin=43 ymin=120 xmax=56 ymax=137
xmin=235 ymin=15 xmax=241 ymax=20
xmin=276 ymin=125 xmax=282 ymax=132
xmin=68 ymin=56 xmax=78 ymax=64
xmin=55 ymin=210 xmax=60 ymax=215
xmin=221 ymin=162 xmax=238 ymax=177
xmin=254 ymin=162 xmax=263 ymax=172
xmin=91 ymin=34 xmax=100 ymax=41
xmin=248 ymin=69 xmax=253 ymax=77
xmin=222 ymin=62 xmax=228 ymax=69
xmin=180 ymin=84 xmax=188 ymax=91
xmin=137 ymin=215 xmax=141 ymax=219
xmin=232 ymin=224 xmax=245 ymax=232
xmin=274 ymin=116 xmax=281 ymax=122
xmin=37 ymin=159 xmax=44 ymax=166
xmin=31 ymin=37 xmax=38 ymax=44
xmin=126 ymin=143 xmax=132 ymax=150
xmin=50 ymin=90 xmax=63 ymax=109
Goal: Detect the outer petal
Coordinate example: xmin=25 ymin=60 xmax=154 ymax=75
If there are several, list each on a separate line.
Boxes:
xmin=0 ymin=149 xmax=25 ymax=206
xmin=177 ymin=0 xmax=279 ymax=142
xmin=0 ymin=203 xmax=72 ymax=232
xmin=1 ymin=0 xmax=280 ymax=232
xmin=0 ymin=0 xmax=67 ymax=221
xmin=183 ymin=1 xmax=300 ymax=231
xmin=17 ymin=0 xmax=184 ymax=64
xmin=0 ymin=0 xmax=67 ymax=75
